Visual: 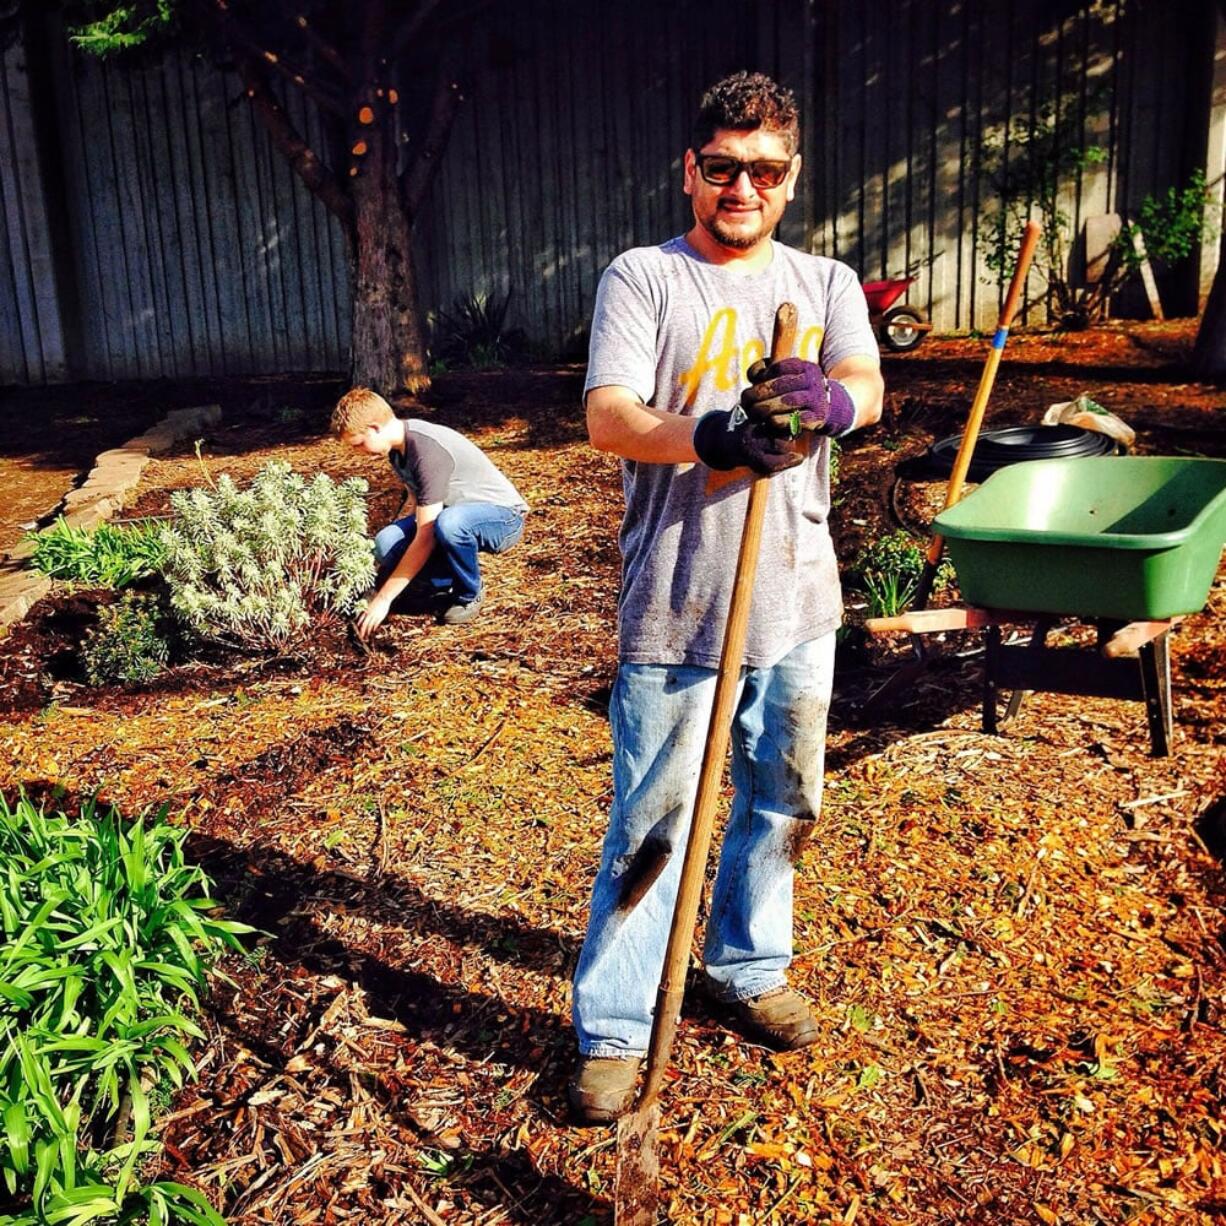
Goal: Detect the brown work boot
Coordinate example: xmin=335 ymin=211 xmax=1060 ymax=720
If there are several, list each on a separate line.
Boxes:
xmin=567 ymin=1056 xmax=641 ymax=1125
xmin=718 ymin=987 xmax=820 ymax=1051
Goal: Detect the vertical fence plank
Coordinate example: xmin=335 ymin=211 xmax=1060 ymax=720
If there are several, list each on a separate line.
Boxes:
xmin=0 ymin=46 xmax=37 ymax=384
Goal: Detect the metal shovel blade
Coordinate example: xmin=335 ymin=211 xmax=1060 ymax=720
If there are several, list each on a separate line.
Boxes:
xmin=614 ymin=1101 xmax=660 ymax=1225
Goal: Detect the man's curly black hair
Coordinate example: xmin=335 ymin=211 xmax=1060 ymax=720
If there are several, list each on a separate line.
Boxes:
xmin=690 ymin=71 xmax=799 ymax=156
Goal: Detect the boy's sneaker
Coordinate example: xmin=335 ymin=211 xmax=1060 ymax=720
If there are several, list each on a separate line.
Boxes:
xmin=567 ymin=1056 xmax=641 ymax=1125
xmin=439 ymin=589 xmax=483 ymax=625
xmin=713 ymin=986 xmax=820 ymax=1051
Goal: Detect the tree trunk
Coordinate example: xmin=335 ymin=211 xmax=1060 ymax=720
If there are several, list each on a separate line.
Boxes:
xmin=1192 ymin=256 xmax=1226 ymax=379
xmin=349 ymin=129 xmax=430 ymax=396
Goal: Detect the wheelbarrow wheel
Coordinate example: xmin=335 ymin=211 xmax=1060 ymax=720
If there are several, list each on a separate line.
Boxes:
xmin=881 ymin=305 xmax=926 ymax=352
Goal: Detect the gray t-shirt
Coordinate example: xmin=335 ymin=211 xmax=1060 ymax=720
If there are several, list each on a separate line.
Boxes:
xmin=585 ymin=235 xmax=877 ymax=669
xmin=389 ymin=419 xmax=527 ymax=512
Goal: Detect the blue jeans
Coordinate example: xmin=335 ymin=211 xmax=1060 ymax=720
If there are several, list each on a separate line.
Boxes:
xmin=373 ymin=504 xmax=524 ymax=604
xmin=571 ymin=632 xmax=835 ymax=1058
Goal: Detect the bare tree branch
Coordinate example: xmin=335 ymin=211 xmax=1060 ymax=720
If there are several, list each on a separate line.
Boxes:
xmin=390 ymin=0 xmax=447 ymax=63
xmin=360 ymin=0 xmax=386 ymax=84
xmin=280 ymin=1 xmax=352 ymax=83
xmin=401 ymin=49 xmax=466 ymax=219
xmin=208 ymin=0 xmax=347 ymax=117
xmin=235 ymin=53 xmax=354 ymax=234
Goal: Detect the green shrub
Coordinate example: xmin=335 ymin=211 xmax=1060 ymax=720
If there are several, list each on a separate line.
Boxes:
xmin=851 ymin=531 xmax=954 ymax=619
xmin=0 ymin=793 xmax=249 ymax=1224
xmin=28 ymin=518 xmax=167 ymax=589
xmin=159 ymin=461 xmax=374 ymax=652
xmin=81 ymin=593 xmax=171 ymax=687
xmin=430 ymin=291 xmax=526 ymax=369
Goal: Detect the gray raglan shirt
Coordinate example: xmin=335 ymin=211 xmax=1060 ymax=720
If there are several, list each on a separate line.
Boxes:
xmin=585 ymin=235 xmax=877 ymax=669
xmin=389 ymin=419 xmax=527 ymax=512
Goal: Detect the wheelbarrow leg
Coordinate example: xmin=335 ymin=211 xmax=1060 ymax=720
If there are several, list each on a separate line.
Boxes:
xmin=1001 ymin=618 xmax=1055 ymax=725
xmin=1137 ymin=632 xmax=1173 ymax=757
xmin=983 ymin=625 xmax=1001 ymax=734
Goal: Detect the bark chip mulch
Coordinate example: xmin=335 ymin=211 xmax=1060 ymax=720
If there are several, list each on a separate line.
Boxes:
xmin=0 ymin=327 xmax=1223 ymax=1224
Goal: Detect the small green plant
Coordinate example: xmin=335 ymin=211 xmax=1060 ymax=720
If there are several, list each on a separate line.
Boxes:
xmin=828 ymin=436 xmax=841 ymax=489
xmin=80 ymin=593 xmax=171 ymax=686
xmin=28 ymin=517 xmax=166 ymax=589
xmin=851 ymin=531 xmax=953 ymax=619
xmin=430 ymin=291 xmax=525 ymax=369
xmin=0 ymin=792 xmax=249 ymax=1223
xmin=159 ymin=461 xmax=375 ymax=651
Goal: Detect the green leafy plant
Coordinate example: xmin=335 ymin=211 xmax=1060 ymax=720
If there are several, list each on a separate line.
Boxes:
xmin=851 ymin=531 xmax=953 ymax=619
xmin=981 ymin=87 xmax=1215 ymax=327
xmin=430 ymin=292 xmax=525 ymax=369
xmin=1131 ymin=171 xmax=1215 ymax=267
xmin=80 ymin=593 xmax=171 ymax=687
xmin=0 ymin=792 xmax=250 ymax=1224
xmin=66 ymin=1 xmax=179 ymax=54
xmin=158 ymin=461 xmax=375 ymax=651
xmin=28 ymin=518 xmax=167 ymax=589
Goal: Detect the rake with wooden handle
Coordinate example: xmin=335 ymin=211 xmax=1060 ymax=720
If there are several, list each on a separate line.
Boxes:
xmin=909 ymin=219 xmax=1041 ymax=612
xmin=858 ymin=221 xmax=1040 ymax=718
xmin=614 ymin=302 xmax=799 ymax=1226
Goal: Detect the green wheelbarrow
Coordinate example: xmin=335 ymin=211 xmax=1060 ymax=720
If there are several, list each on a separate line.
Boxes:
xmin=870 ymin=456 xmax=1226 ymax=755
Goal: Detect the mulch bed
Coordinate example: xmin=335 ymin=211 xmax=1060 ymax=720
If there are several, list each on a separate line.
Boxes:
xmin=0 ymin=322 xmax=1223 ymax=1224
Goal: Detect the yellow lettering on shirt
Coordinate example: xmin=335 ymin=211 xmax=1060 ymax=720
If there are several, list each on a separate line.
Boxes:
xmin=741 ymin=337 xmax=765 ymax=379
xmin=676 ymin=308 xmax=740 ymax=406
xmin=678 ymin=311 xmax=828 ymax=404
xmin=799 ymin=325 xmax=826 ymax=362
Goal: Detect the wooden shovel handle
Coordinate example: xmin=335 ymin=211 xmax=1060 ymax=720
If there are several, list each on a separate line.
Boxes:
xmin=639 ymin=303 xmax=797 ymax=1108
xmin=923 ymin=219 xmax=1040 ymax=573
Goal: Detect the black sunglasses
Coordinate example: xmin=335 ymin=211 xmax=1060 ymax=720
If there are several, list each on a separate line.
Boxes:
xmin=694 ymin=153 xmax=792 ymax=189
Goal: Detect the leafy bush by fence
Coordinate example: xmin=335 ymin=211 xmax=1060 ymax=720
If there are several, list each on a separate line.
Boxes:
xmin=159 ymin=461 xmax=374 ymax=652
xmin=0 ymin=793 xmax=250 ymax=1224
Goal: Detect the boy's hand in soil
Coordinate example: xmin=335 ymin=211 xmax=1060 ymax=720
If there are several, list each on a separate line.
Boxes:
xmin=741 ymin=357 xmax=856 ymax=437
xmin=356 ymin=590 xmax=393 ymax=640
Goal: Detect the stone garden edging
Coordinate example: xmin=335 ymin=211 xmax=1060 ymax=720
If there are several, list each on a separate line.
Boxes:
xmin=0 ymin=404 xmax=222 ymax=629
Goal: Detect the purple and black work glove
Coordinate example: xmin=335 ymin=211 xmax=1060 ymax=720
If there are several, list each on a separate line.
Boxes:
xmin=740 ymin=357 xmax=857 ymax=438
xmin=692 ymin=406 xmax=804 ymax=475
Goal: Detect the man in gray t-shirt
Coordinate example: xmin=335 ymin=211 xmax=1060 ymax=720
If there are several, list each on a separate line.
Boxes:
xmin=569 ymin=71 xmax=883 ymax=1124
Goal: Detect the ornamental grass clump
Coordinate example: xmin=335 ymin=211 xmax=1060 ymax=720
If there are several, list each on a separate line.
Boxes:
xmin=159 ymin=461 xmax=374 ymax=651
xmin=0 ymin=792 xmax=250 ymax=1224
xmin=28 ymin=517 xmax=167 ymax=589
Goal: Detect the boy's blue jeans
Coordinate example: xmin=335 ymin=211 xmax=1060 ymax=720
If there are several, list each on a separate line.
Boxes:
xmin=572 ymin=632 xmax=835 ymax=1058
xmin=373 ymin=504 xmax=524 ymax=604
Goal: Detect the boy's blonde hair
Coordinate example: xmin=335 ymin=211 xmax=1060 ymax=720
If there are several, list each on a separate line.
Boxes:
xmin=330 ymin=387 xmax=395 ymax=438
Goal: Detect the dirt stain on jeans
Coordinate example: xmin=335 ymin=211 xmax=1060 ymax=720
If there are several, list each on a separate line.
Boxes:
xmin=783 ymin=813 xmax=817 ymax=864
xmin=615 ymin=835 xmax=674 ymax=913
xmin=614 ymin=803 xmax=686 ymax=914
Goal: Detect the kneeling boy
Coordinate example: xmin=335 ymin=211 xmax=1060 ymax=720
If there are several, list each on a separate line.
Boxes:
xmin=331 ymin=388 xmax=527 ymax=637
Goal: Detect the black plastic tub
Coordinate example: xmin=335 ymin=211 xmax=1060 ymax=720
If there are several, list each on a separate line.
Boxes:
xmin=924 ymin=424 xmax=1118 ymax=482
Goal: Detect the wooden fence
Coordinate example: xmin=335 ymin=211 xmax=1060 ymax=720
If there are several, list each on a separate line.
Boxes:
xmin=0 ymin=0 xmax=1217 ymax=384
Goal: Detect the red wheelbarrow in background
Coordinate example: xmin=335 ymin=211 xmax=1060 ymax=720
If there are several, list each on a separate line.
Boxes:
xmin=861 ymin=275 xmax=932 ymax=351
